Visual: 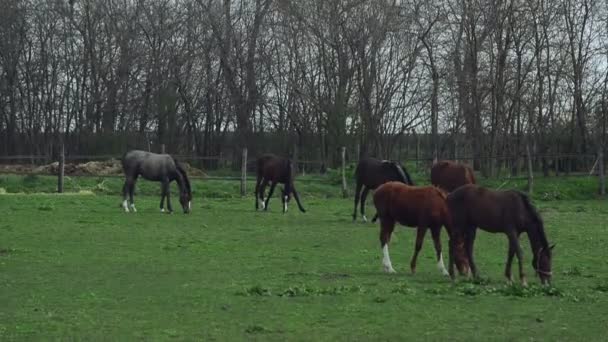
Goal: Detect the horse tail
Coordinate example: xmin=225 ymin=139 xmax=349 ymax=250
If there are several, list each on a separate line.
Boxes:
xmin=285 ymin=159 xmax=294 ymax=195
xmin=467 ymin=165 xmax=477 ymax=184
xmin=519 ymin=191 xmax=548 ymax=247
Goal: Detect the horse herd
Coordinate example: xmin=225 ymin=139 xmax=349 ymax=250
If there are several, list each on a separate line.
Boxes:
xmin=120 ymin=150 xmax=554 ymax=286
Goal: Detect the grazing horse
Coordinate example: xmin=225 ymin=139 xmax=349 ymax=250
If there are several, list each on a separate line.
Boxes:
xmin=430 ymin=160 xmax=476 ymax=192
xmin=255 ymin=153 xmax=305 ymax=213
xmin=353 ymin=157 xmax=414 ymax=222
xmin=372 ymin=182 xmax=469 ymax=277
xmin=121 ymin=150 xmax=192 ymax=214
xmin=447 ymin=184 xmax=554 ymax=285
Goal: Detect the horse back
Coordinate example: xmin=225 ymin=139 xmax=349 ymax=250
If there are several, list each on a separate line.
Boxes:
xmin=257 ymin=153 xmax=290 ymax=184
xmin=374 ymin=182 xmax=449 ymax=228
xmin=447 ymin=185 xmax=528 ymax=232
xmin=356 ymin=158 xmax=404 ymax=189
xmin=123 ymin=150 xmax=176 ymax=181
xmin=431 ymin=160 xmax=475 ymax=192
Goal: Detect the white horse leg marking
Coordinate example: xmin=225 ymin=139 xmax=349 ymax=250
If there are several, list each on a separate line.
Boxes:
xmin=188 ymin=201 xmax=191 ymax=211
xmin=382 ymin=244 xmax=396 ymax=273
xmin=259 ymin=197 xmax=266 ymax=210
xmin=362 ymin=215 xmax=368 ymax=223
xmin=437 ymin=253 xmax=449 ymax=276
xmin=283 ymin=195 xmax=288 ymax=212
xmin=122 ymin=200 xmax=130 ymax=212
xmin=130 ymin=203 xmax=137 ymax=213
xmin=160 ymin=208 xmax=165 ymax=213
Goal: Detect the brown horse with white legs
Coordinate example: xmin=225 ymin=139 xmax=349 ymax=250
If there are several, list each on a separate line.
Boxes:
xmin=447 ymin=184 xmax=554 ymax=286
xmin=430 ymin=160 xmax=476 ymax=193
xmin=372 ymin=182 xmax=469 ymax=277
xmin=255 ymin=154 xmax=306 ymax=213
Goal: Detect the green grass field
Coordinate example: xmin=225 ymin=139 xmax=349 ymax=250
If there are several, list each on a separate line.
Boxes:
xmin=1 ymin=183 xmax=608 ymax=340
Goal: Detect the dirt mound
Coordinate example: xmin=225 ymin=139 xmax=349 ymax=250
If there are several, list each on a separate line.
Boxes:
xmin=178 ymin=162 xmax=207 ymax=178
xmin=2 ymin=158 xmax=207 ymax=177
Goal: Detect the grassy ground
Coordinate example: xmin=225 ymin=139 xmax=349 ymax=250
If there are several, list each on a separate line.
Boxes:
xmin=0 ymin=170 xmax=603 ymax=201
xmin=1 ymin=193 xmax=607 ymax=340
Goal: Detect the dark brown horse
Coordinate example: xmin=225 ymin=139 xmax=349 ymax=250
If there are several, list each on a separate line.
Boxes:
xmin=353 ymin=157 xmax=414 ymax=222
xmin=255 ymin=153 xmax=305 ymax=213
xmin=447 ymin=184 xmax=554 ymax=285
xmin=430 ymin=160 xmax=476 ymax=192
xmin=372 ymin=182 xmax=469 ymax=276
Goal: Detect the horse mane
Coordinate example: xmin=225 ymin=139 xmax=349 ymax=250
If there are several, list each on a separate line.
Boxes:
xmin=392 ymin=162 xmax=413 ymax=186
xmin=518 ymin=191 xmax=548 ymax=249
xmin=433 ymin=186 xmax=448 ymax=200
xmin=173 ymin=157 xmax=192 ymax=196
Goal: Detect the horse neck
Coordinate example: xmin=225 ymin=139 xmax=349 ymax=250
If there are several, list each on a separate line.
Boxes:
xmin=526 ymin=222 xmax=548 ymax=256
xmin=174 ymin=171 xmax=186 ymax=192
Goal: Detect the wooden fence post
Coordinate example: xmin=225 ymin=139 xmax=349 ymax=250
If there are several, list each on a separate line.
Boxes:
xmin=526 ymin=141 xmax=533 ymax=194
xmin=57 ymin=144 xmax=65 ymax=193
xmin=599 ymin=149 xmax=605 ymax=197
xmin=241 ymin=148 xmax=248 ymax=197
xmin=341 ymin=146 xmax=348 ymax=198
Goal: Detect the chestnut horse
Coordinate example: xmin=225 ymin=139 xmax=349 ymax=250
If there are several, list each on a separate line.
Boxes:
xmin=430 ymin=160 xmax=476 ymax=192
xmin=447 ymin=184 xmax=554 ymax=285
xmin=353 ymin=157 xmax=414 ymax=222
xmin=372 ymin=182 xmax=469 ymax=277
xmin=255 ymin=153 xmax=306 ymax=213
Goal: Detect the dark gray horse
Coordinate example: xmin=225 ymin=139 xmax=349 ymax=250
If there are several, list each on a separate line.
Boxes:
xmin=121 ymin=150 xmax=192 ymax=214
xmin=353 ymin=157 xmax=414 ymax=222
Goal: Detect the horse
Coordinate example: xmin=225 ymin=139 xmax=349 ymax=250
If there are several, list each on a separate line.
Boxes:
xmin=430 ymin=160 xmax=476 ymax=192
xmin=372 ymin=181 xmax=470 ymax=277
xmin=446 ymin=184 xmax=554 ymax=286
xmin=121 ymin=150 xmax=192 ymax=214
xmin=353 ymin=157 xmax=414 ymax=222
xmin=255 ymin=153 xmax=306 ymax=213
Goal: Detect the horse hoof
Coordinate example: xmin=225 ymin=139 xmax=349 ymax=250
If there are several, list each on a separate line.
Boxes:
xmin=384 ymin=266 xmax=396 ymax=274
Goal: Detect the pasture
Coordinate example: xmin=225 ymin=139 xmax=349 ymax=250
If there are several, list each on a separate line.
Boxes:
xmin=0 ymin=190 xmax=608 ymax=340
xmin=1 ymin=175 xmax=608 ymax=340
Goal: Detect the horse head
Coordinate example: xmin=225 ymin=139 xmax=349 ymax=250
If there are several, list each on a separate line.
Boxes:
xmin=533 ymin=244 xmax=554 ymax=285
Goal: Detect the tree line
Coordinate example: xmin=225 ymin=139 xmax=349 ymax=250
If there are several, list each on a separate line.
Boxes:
xmin=0 ymin=0 xmax=607 ymax=175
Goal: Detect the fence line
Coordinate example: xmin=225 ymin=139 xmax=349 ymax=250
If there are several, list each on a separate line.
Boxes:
xmin=0 ymin=147 xmax=605 ymax=197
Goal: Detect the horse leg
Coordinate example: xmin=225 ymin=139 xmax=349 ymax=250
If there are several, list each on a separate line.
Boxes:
xmin=410 ymin=226 xmax=427 ymax=274
xmin=353 ymin=182 xmax=362 ymax=221
xmin=464 ymin=227 xmax=479 ymax=279
xmin=264 ymin=182 xmax=277 ymax=211
xmin=505 ymin=242 xmax=516 ymax=284
xmin=255 ymin=175 xmax=263 ymax=210
xmin=380 ymin=218 xmax=396 ymax=273
xmin=159 ymin=183 xmax=166 ymax=212
xmin=292 ymin=188 xmax=306 ymax=213
xmin=128 ymin=180 xmax=137 ymax=212
xmin=360 ymin=187 xmax=370 ymax=222
xmin=122 ymin=179 xmax=131 ymax=212
xmin=430 ymin=226 xmax=449 ymax=276
xmin=448 ymin=238 xmax=457 ymax=281
xmin=507 ymin=230 xmax=526 ymax=286
xmin=259 ymin=179 xmax=269 ymax=210
xmin=166 ymin=181 xmax=173 ymax=213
